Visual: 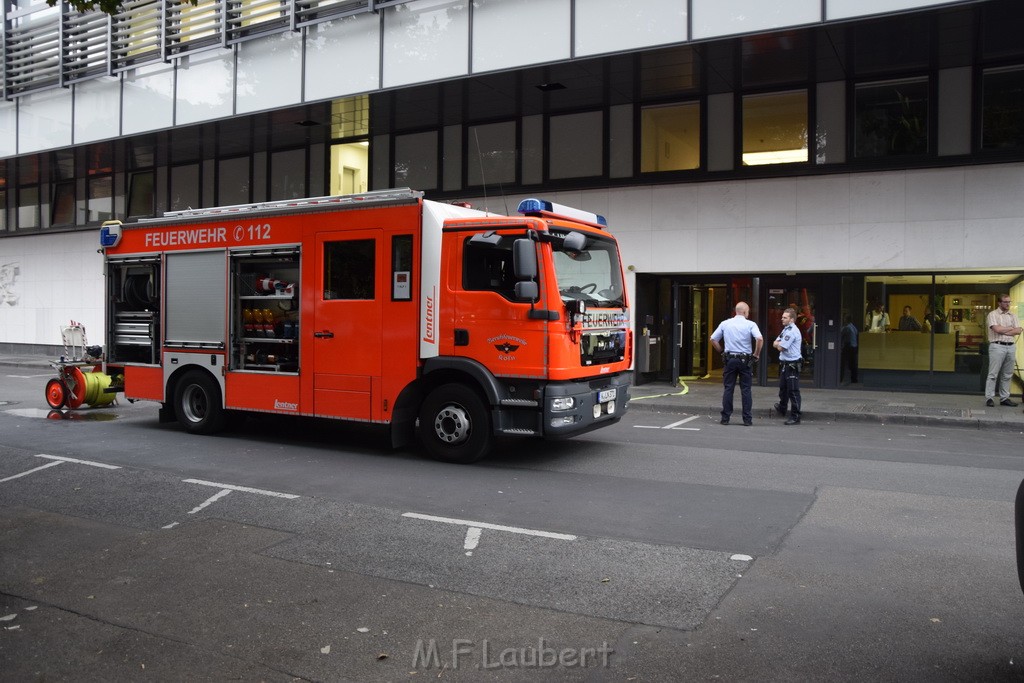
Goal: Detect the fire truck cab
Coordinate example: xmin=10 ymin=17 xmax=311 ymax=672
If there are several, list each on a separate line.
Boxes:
xmin=98 ymin=188 xmax=632 ymax=463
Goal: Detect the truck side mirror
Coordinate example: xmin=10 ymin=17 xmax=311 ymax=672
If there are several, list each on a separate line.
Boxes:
xmin=513 ymin=239 xmax=537 ymax=280
xmin=515 ymin=281 xmax=539 ymax=301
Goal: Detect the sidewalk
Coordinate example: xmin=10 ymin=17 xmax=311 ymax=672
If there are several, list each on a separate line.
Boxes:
xmin=629 ymin=377 xmax=1024 ymax=431
xmin=3 ymin=352 xmax=1023 ymax=431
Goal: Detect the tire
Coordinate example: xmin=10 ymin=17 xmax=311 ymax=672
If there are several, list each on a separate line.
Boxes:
xmin=418 ymin=383 xmax=492 ymax=464
xmin=45 ymin=378 xmax=67 ymax=409
xmin=173 ymin=370 xmax=226 ymax=435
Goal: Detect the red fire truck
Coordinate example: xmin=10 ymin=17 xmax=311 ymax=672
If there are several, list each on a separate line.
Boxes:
xmin=81 ymin=188 xmax=631 ymax=462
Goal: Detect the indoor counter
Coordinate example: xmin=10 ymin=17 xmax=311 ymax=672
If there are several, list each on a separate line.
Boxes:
xmin=859 ymin=332 xmax=955 ymax=372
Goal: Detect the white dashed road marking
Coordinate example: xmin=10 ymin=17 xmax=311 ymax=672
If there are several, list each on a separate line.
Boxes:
xmin=403 ymin=512 xmax=576 ymax=556
xmin=634 ymin=415 xmax=701 ymax=431
xmin=162 ymin=479 xmax=300 ymax=529
xmin=1 ymin=453 xmax=120 ymax=483
xmin=182 ymin=479 xmax=300 ymax=498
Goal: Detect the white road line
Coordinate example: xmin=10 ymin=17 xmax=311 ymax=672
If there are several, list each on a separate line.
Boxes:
xmin=162 ymin=522 xmax=180 ymax=529
xmin=633 ymin=425 xmax=662 ymax=429
xmin=182 ymin=478 xmax=299 ymax=499
xmin=188 ymin=488 xmax=232 ymax=515
xmin=464 ymin=527 xmax=483 ymax=551
xmin=671 ymin=427 xmax=701 ymax=431
xmin=36 ymin=454 xmax=120 ymax=469
xmin=663 ymin=415 xmax=699 ymax=429
xmin=402 ymin=512 xmax=577 ymax=541
xmin=0 ymin=460 xmax=64 ymax=483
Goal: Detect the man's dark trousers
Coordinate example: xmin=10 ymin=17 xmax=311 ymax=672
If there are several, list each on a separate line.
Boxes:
xmin=778 ymin=363 xmax=802 ymax=419
xmin=722 ymin=356 xmax=753 ymax=423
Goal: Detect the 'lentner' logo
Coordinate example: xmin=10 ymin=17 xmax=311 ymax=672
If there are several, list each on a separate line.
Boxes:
xmin=274 ymin=399 xmax=298 ymax=411
xmin=422 ymin=288 xmax=436 ymax=344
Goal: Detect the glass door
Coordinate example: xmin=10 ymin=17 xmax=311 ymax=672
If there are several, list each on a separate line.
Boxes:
xmin=670 ymin=284 xmax=714 ymax=384
xmin=764 ymin=280 xmax=820 ymax=386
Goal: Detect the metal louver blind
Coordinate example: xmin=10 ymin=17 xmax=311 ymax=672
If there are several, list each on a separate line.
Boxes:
xmin=165 ymin=250 xmax=226 ymax=346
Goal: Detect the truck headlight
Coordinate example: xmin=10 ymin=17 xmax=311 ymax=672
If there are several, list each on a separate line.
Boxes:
xmin=551 ymin=397 xmax=575 ymax=411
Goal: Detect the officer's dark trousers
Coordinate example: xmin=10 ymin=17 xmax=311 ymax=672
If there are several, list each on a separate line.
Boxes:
xmin=777 ymin=364 xmax=801 ymax=419
xmin=722 ymin=357 xmax=753 ymax=423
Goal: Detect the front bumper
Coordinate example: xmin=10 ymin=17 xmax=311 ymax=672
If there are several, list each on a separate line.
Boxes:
xmin=542 ymin=371 xmax=632 ymax=439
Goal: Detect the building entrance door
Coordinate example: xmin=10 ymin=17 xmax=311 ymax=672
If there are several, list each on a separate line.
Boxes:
xmin=669 ymin=284 xmax=710 ymax=382
xmin=763 ymin=279 xmax=821 ymax=387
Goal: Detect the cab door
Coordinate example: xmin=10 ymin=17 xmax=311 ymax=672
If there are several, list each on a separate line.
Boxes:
xmin=313 ymin=230 xmax=382 ymax=420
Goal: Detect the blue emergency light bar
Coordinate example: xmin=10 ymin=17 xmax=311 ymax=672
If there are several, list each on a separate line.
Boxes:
xmin=517 ymin=198 xmax=607 ymax=228
xmin=99 ymin=220 xmax=122 ymax=248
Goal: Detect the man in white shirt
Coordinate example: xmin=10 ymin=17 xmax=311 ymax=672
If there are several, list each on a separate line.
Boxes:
xmin=710 ymin=302 xmax=763 ymax=426
xmin=985 ymin=294 xmax=1021 ymax=407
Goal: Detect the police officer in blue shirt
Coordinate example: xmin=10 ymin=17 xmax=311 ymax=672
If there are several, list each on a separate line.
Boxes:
xmin=773 ymin=307 xmax=803 ymax=425
xmin=710 ymin=302 xmax=764 ymax=426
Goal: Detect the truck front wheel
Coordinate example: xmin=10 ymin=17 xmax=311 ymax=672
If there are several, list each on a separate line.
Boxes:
xmin=173 ymin=370 xmax=226 ymax=435
xmin=418 ymin=383 xmax=492 ymax=464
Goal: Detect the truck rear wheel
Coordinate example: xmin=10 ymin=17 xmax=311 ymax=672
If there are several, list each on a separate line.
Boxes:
xmin=418 ymin=383 xmax=492 ymax=464
xmin=173 ymin=370 xmax=226 ymax=435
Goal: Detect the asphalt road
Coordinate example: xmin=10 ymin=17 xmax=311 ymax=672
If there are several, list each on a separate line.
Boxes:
xmin=1 ymin=365 xmax=1022 ymax=681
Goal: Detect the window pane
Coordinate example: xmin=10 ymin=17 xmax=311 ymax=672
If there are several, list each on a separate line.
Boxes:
xmin=170 ymin=163 xmax=200 ymax=211
xmin=854 ymin=78 xmax=929 ymax=158
xmin=270 ymin=149 xmax=305 ymax=200
xmin=128 ymin=171 xmax=155 ymax=218
xmin=382 ymin=0 xmax=469 ymax=89
xmin=982 ymin=66 xmax=1024 ymax=151
xmin=88 ymin=177 xmax=113 ymax=222
xmin=550 ymin=111 xmax=603 ymax=179
xmin=394 ymin=131 xmax=438 ymax=191
xmin=742 ymin=90 xmax=808 ymax=165
xmin=52 ymin=182 xmax=74 ymax=226
xmin=577 ymin=0 xmax=686 ymax=56
xmin=18 ymin=187 xmax=39 ymax=229
xmin=324 ymin=239 xmax=375 ymax=300
xmin=331 ymin=142 xmax=369 ymax=195
xmin=641 ymin=102 xmax=700 ymax=172
xmin=467 ymin=121 xmax=515 ymax=186
xmin=392 ymin=234 xmax=413 ymax=300
xmin=218 ymin=157 xmax=250 ymax=206
xmin=463 ymin=238 xmax=517 ymax=299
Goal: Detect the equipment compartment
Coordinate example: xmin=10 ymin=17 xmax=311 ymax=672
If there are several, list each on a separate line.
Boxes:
xmin=230 ymin=249 xmax=300 ymax=372
xmin=107 ymin=258 xmax=161 ymax=364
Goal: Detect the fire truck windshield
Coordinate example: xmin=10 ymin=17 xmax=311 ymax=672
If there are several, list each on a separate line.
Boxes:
xmin=553 ymin=234 xmax=625 ymax=308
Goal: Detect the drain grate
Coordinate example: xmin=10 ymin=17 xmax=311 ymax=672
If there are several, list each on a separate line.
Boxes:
xmin=851 ymin=404 xmax=966 ymax=418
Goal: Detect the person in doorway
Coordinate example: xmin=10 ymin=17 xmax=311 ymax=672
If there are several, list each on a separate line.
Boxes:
xmin=710 ymin=302 xmax=764 ymax=426
xmin=898 ymin=305 xmax=922 ymax=331
xmin=840 ymin=315 xmax=859 ymax=384
xmin=866 ymin=303 xmax=889 ymax=333
xmin=773 ymin=307 xmax=803 ymax=425
xmin=985 ymin=294 xmax=1021 ymax=407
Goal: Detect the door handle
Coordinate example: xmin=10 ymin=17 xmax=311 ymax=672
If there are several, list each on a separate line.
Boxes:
xmin=314 ymin=330 xmax=334 ymax=339
xmin=678 ymin=322 xmax=684 ymax=348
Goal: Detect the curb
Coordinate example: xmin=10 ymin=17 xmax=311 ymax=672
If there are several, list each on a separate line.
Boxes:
xmin=626 ymin=401 xmax=1024 ymax=431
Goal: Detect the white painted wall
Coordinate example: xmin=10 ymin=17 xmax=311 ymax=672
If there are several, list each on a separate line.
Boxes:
xmin=0 ymin=231 xmax=105 ymax=348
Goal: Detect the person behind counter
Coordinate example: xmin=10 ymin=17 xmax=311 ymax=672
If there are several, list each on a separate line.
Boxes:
xmin=898 ymin=306 xmax=922 ymax=331
xmin=866 ymin=304 xmax=889 ymax=333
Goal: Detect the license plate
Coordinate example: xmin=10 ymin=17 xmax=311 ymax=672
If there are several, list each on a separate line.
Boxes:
xmin=597 ymin=388 xmax=617 ymax=403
